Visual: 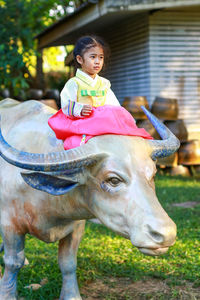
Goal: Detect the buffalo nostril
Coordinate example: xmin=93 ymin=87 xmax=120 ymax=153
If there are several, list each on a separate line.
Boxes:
xmin=147 ymin=225 xmax=164 ymax=243
xmin=150 ymin=231 xmax=164 ymax=243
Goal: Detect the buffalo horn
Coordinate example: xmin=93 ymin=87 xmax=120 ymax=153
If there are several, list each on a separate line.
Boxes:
xmin=0 ymin=105 xmax=180 ymax=170
xmin=141 ymin=106 xmax=180 ymax=160
xmin=0 ymin=116 xmax=106 ymax=172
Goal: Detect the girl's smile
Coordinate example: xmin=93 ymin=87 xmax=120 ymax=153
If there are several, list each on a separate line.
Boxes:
xmin=76 ymin=46 xmax=104 ymax=78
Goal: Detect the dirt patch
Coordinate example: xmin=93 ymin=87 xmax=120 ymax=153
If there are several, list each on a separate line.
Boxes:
xmin=81 ymin=277 xmax=200 ymax=300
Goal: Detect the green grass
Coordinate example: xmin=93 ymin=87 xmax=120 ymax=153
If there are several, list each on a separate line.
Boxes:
xmin=0 ymin=175 xmax=200 ymax=299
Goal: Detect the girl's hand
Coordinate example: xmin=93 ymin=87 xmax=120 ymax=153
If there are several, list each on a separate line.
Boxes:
xmin=81 ymin=104 xmax=92 ymax=116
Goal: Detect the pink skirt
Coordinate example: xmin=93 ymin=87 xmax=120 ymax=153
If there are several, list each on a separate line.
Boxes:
xmin=48 ymin=105 xmax=153 ymax=150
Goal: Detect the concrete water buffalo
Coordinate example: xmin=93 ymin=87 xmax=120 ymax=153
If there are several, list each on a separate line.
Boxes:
xmin=0 ymin=99 xmax=180 ymax=300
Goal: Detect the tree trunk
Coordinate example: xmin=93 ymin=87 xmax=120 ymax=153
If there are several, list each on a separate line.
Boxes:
xmin=36 ymin=48 xmax=45 ymax=90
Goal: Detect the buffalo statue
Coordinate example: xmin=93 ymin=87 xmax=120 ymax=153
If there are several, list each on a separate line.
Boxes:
xmin=0 ymin=99 xmax=180 ymax=300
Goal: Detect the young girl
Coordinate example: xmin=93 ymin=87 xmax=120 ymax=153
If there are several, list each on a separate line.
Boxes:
xmin=60 ymin=35 xmax=120 ymax=118
xmin=48 ymin=36 xmax=152 ymax=149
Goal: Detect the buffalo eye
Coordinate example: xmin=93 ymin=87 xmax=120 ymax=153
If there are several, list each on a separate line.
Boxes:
xmin=101 ymin=174 xmax=125 ymax=192
xmin=106 ymin=177 xmax=121 ymax=186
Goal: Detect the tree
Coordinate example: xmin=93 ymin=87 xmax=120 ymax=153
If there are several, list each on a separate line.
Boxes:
xmin=0 ymin=0 xmax=87 ymax=97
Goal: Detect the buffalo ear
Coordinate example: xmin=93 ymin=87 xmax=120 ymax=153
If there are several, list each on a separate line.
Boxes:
xmin=21 ymin=172 xmax=78 ymax=195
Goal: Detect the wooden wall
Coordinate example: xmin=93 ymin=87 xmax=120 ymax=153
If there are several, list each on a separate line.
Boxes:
xmin=102 ymin=13 xmax=150 ymax=103
xmin=102 ymin=8 xmax=200 ymax=139
xmin=149 ymin=9 xmax=200 ymax=139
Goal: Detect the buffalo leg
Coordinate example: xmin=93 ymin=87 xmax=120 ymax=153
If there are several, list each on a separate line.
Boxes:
xmin=58 ymin=220 xmax=85 ymax=300
xmin=0 ymin=232 xmax=25 ymax=300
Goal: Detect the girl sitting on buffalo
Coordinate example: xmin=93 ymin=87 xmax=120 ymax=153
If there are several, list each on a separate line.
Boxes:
xmin=48 ymin=35 xmax=152 ymax=149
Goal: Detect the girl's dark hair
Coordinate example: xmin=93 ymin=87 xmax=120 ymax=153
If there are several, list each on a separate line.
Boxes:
xmin=73 ymin=35 xmax=110 ymax=68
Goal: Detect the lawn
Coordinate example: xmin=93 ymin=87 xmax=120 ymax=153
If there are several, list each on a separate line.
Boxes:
xmin=0 ymin=175 xmax=199 ymax=299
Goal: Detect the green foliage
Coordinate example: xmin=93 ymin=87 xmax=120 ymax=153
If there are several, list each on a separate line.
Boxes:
xmin=0 ymin=175 xmax=199 ymax=299
xmin=0 ymin=0 xmax=76 ymax=96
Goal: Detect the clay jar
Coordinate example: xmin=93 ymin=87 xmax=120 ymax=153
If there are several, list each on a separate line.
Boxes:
xmin=43 ymin=89 xmax=60 ymax=109
xmin=0 ymin=89 xmax=10 ymax=98
xmin=157 ymin=152 xmax=178 ymax=167
xmin=136 ymin=119 xmax=160 ymax=140
xmin=43 ymin=89 xmax=60 ymax=106
xmin=164 ymin=120 xmax=188 ymax=142
xmin=170 ymin=165 xmax=190 ymax=177
xmin=151 ymin=97 xmax=178 ymax=120
xmin=28 ymin=89 xmax=43 ymax=100
xmin=178 ymin=140 xmax=200 ymax=165
xmin=43 ymin=89 xmax=59 ymax=100
xmin=123 ymin=96 xmax=149 ymax=119
xmin=40 ymin=99 xmax=58 ymax=110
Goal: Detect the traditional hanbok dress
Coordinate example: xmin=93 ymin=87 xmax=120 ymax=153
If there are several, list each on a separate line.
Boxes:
xmin=48 ymin=69 xmax=152 ymax=149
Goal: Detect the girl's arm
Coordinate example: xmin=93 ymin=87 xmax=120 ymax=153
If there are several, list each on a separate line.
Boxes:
xmin=60 ymin=79 xmax=84 ymax=117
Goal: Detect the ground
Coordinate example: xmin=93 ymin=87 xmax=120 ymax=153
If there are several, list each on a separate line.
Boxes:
xmin=81 ymin=277 xmax=200 ymax=300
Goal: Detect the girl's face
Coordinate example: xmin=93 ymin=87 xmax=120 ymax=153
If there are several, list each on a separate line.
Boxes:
xmin=76 ymin=46 xmax=104 ymax=78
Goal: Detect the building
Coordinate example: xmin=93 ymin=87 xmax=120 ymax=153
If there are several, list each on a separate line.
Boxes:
xmin=36 ymin=0 xmax=200 ymax=139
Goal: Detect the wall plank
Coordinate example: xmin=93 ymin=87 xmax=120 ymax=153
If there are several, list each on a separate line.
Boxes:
xmin=102 ymin=13 xmax=150 ymax=104
xmin=149 ymin=10 xmax=200 ymax=138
